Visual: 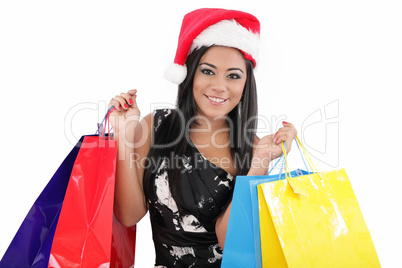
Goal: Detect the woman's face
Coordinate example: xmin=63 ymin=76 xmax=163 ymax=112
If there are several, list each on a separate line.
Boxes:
xmin=193 ymin=46 xmax=247 ymax=121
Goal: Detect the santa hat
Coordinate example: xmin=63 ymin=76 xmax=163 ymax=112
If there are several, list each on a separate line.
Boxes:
xmin=164 ymin=8 xmax=260 ymax=85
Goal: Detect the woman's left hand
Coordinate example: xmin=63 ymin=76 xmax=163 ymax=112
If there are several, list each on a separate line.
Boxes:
xmin=250 ymin=121 xmax=298 ymax=176
xmin=271 ymin=121 xmax=297 ymax=153
xmin=216 ymin=121 xmax=297 ymax=248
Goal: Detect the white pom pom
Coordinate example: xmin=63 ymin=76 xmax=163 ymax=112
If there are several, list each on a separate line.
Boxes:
xmin=164 ymin=63 xmax=187 ymax=85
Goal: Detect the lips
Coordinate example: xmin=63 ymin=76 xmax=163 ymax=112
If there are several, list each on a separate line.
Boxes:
xmin=205 ymin=95 xmax=228 ymax=105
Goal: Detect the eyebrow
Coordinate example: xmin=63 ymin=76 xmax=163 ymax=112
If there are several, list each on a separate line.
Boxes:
xmin=199 ymin=62 xmax=244 ymax=73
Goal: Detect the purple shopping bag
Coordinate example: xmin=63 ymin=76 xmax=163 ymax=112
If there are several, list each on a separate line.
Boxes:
xmin=0 ymin=137 xmax=84 ymax=268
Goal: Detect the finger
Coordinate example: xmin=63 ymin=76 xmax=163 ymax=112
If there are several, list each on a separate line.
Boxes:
xmin=108 ymin=99 xmax=114 ymax=110
xmin=109 ymin=98 xmax=122 ymax=111
xmin=130 ymin=92 xmax=139 ymax=109
xmin=273 ymin=132 xmax=289 ymax=144
xmin=273 ymin=128 xmax=288 ymax=143
xmin=282 ymin=121 xmax=298 ymax=135
xmin=114 ymin=95 xmax=130 ymax=110
xmin=110 ymin=100 xmax=121 ymax=111
xmin=120 ymin=92 xmax=135 ymax=107
xmin=272 ymin=132 xmax=278 ymax=143
xmin=276 ymin=137 xmax=293 ymax=153
xmin=282 ymin=121 xmax=293 ymax=127
xmin=273 ymin=131 xmax=294 ymax=151
xmin=128 ymin=89 xmax=137 ymax=96
xmin=120 ymin=89 xmax=137 ymax=107
xmin=283 ymin=139 xmax=292 ymax=153
xmin=274 ymin=123 xmax=296 ymax=139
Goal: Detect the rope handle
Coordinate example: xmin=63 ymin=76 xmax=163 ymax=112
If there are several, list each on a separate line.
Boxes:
xmin=268 ymin=135 xmax=313 ymax=176
xmin=280 ymin=135 xmax=322 ymax=196
xmin=96 ymin=106 xmax=117 ymax=137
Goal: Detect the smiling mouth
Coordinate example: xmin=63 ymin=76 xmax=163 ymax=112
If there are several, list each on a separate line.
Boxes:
xmin=205 ymin=95 xmax=228 ymax=104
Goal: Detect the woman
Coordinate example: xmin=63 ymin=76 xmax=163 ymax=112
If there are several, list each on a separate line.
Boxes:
xmin=109 ymin=8 xmax=297 ymax=267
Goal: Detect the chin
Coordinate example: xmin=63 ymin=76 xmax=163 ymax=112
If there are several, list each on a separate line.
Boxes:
xmin=197 ymin=107 xmax=234 ymax=121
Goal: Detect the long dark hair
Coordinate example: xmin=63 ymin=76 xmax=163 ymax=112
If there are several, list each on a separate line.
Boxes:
xmin=143 ymin=46 xmax=258 ymax=215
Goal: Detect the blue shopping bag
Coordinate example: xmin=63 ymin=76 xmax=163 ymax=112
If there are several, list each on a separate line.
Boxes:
xmin=221 ymin=170 xmax=310 ymax=268
xmin=222 ymin=141 xmax=312 ymax=268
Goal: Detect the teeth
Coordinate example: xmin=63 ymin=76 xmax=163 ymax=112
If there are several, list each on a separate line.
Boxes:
xmin=207 ymin=96 xmax=226 ymax=103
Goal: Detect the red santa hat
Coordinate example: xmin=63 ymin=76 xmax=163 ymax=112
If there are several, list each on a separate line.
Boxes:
xmin=164 ymin=8 xmax=261 ymax=85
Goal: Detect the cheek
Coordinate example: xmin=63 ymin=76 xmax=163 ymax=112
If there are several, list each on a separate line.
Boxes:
xmin=192 ymin=74 xmax=202 ymax=95
xmin=232 ymin=83 xmax=245 ymax=102
xmin=192 ymin=74 xmax=210 ymax=104
xmin=192 ymin=82 xmax=202 ymax=101
xmin=192 ymin=84 xmax=204 ymax=109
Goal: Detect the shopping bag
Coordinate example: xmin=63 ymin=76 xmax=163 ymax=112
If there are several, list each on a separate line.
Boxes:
xmin=1 ymin=107 xmax=136 ymax=268
xmin=221 ymin=170 xmax=310 ymax=268
xmin=221 ymin=143 xmax=311 ymax=268
xmin=0 ymin=137 xmax=84 ymax=267
xmin=110 ymin=214 xmax=136 ymax=268
xmin=48 ymin=108 xmax=136 ymax=268
xmin=258 ymin=137 xmax=381 ymax=267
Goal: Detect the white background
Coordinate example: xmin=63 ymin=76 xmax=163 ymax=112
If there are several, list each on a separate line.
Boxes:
xmin=1 ymin=0 xmax=401 ymax=267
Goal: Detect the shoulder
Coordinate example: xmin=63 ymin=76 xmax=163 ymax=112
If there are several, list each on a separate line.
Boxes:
xmin=153 ymin=108 xmax=174 ymax=132
xmin=135 ymin=108 xmax=175 ymax=145
xmin=134 ymin=112 xmax=153 ymax=150
xmin=136 ymin=108 xmax=172 ymax=134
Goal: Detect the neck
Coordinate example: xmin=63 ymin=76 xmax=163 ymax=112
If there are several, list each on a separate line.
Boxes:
xmin=191 ymin=115 xmax=229 ymax=133
xmin=189 ymin=115 xmax=231 ymax=145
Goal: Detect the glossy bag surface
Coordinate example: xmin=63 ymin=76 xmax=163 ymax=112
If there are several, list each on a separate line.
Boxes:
xmin=0 ymin=137 xmax=84 ymax=268
xmin=258 ymin=140 xmax=381 ymax=267
xmin=221 ymin=169 xmax=309 ymax=268
xmin=110 ymin=214 xmax=136 ymax=268
xmin=48 ymin=135 xmax=135 ymax=268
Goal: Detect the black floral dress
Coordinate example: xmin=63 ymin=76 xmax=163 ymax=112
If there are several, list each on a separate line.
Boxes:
xmin=148 ymin=109 xmax=234 ymax=267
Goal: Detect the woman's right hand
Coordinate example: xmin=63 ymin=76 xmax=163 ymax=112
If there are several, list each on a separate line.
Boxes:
xmin=249 ymin=121 xmax=297 ymax=176
xmin=108 ymin=89 xmax=140 ymax=142
xmin=110 ymin=89 xmax=149 ymax=226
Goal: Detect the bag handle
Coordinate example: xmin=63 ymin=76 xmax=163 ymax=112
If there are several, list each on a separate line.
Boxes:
xmin=268 ymin=136 xmax=310 ymax=176
xmin=280 ymin=136 xmax=319 ymax=175
xmin=96 ymin=106 xmax=117 ymax=137
xmin=295 ymin=136 xmax=319 ymax=175
xmin=281 ymin=136 xmax=321 ymax=196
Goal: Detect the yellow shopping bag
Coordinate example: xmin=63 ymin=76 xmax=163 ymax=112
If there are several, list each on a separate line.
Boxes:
xmin=258 ymin=137 xmax=380 ymax=267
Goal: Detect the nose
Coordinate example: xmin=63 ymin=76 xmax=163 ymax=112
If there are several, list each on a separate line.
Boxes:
xmin=211 ymin=75 xmax=227 ymax=93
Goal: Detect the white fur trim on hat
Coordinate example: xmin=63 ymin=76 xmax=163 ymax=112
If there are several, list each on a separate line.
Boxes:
xmin=190 ymin=19 xmax=260 ymax=64
xmin=164 ymin=63 xmax=188 ymax=85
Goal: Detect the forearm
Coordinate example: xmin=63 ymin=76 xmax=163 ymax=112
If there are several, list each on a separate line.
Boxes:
xmin=113 ymin=133 xmax=147 ymax=227
xmin=248 ymin=157 xmax=270 ymax=176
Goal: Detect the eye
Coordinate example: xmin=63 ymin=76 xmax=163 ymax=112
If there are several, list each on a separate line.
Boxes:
xmin=227 ymin=73 xmax=241 ymax=79
xmin=201 ymin=68 xmax=215 ymax=75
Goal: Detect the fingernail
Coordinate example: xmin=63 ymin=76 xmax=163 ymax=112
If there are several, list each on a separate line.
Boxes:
xmin=116 ymin=105 xmax=121 ymax=110
xmin=129 ymin=89 xmax=137 ymax=93
xmin=129 ymin=99 xmax=134 ymax=105
xmin=124 ymin=103 xmax=128 ymax=108
xmin=283 ymin=121 xmax=288 ymax=124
